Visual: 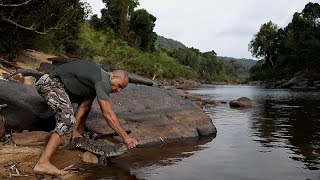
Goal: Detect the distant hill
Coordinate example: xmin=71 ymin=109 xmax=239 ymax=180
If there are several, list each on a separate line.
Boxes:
xmin=217 ymin=56 xmax=256 ymax=71
xmin=156 ymin=35 xmax=257 ymax=70
xmin=155 ymin=35 xmax=186 ymax=49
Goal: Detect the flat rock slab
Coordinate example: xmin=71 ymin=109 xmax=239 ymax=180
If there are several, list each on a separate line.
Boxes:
xmin=0 ymin=79 xmax=217 ymax=146
xmin=12 ymin=131 xmax=50 ymax=146
xmin=87 ymin=83 xmax=217 ymax=145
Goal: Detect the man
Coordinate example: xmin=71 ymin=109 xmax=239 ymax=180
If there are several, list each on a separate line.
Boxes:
xmin=33 ymin=60 xmax=138 ymax=176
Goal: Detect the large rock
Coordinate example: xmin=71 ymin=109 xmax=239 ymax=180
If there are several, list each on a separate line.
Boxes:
xmin=0 ymin=80 xmax=56 ymax=132
xmin=229 ymin=97 xmax=255 ymax=107
xmin=11 ymin=131 xmax=50 ymax=146
xmin=0 ymin=116 xmax=4 ymax=137
xmin=87 ymin=83 xmax=217 ymax=145
xmin=38 ymin=61 xmax=156 ymax=86
xmin=0 ymin=104 xmax=6 ymax=137
xmin=0 ymin=80 xmax=217 ymax=145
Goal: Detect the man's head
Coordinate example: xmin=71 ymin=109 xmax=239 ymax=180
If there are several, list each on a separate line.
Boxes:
xmin=109 ymin=70 xmax=129 ymax=93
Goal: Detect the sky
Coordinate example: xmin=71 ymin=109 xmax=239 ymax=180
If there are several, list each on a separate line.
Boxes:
xmin=83 ymin=0 xmax=319 ymax=59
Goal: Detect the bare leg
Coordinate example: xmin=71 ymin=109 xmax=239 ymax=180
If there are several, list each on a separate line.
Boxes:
xmin=33 ymin=133 xmax=69 ymax=176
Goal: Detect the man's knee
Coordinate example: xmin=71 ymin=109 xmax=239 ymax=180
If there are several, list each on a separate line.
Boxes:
xmin=52 ymin=122 xmax=74 ymax=144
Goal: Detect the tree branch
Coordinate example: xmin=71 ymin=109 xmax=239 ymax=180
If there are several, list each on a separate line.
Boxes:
xmin=1 ymin=15 xmax=67 ymax=35
xmin=0 ymin=0 xmax=32 ymax=7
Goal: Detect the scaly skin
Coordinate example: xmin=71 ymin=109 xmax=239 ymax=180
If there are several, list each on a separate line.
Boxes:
xmin=69 ymin=137 xmax=127 ymax=165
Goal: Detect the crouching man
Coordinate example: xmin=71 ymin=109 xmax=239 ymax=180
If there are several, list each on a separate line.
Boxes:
xmin=33 ymin=60 xmax=138 ymax=175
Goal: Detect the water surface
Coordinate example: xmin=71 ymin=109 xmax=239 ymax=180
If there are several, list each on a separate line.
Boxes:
xmin=88 ymin=85 xmax=320 ymax=180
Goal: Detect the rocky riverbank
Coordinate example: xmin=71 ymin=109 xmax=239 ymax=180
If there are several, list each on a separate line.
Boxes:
xmin=0 ymin=50 xmax=217 ymax=179
xmin=248 ymin=71 xmax=320 ymax=90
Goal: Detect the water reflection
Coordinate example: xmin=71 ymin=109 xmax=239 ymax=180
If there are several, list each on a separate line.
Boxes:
xmin=251 ymin=90 xmax=320 ymax=170
xmin=83 ymin=136 xmax=215 ymax=179
xmin=83 ymin=86 xmax=320 ymax=179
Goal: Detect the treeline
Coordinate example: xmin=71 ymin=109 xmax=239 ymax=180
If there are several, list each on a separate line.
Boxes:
xmin=165 ymin=48 xmax=247 ymax=82
xmin=0 ymin=0 xmax=246 ymax=81
xmin=249 ymin=2 xmax=320 ymax=81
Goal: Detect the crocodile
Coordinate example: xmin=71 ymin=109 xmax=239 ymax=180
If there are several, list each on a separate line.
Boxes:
xmin=69 ymin=136 xmax=128 ymax=165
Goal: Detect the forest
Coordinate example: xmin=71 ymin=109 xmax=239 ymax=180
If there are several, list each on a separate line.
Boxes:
xmin=248 ymin=2 xmax=320 ymax=81
xmin=1 ymin=0 xmax=253 ymax=82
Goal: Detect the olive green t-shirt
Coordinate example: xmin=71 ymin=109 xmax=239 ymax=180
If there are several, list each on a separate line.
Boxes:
xmin=49 ymin=60 xmax=111 ymax=101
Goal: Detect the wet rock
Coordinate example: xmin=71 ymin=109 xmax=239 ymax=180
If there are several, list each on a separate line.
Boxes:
xmin=82 ymin=151 xmax=99 ymax=164
xmin=0 ymin=79 xmax=216 ymax=146
xmin=0 ymin=116 xmax=4 ymax=138
xmin=229 ymin=97 xmax=255 ymax=107
xmin=11 ymin=131 xmax=49 ymax=146
xmin=87 ymin=83 xmax=217 ymax=145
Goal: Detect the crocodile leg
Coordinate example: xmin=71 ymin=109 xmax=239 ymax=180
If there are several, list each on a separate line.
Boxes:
xmin=99 ymin=155 xmax=111 ymax=166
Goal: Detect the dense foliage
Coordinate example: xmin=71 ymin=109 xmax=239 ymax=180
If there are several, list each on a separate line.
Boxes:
xmin=217 ymin=56 xmax=256 ymax=72
xmin=155 ymin=35 xmax=187 ymax=50
xmin=0 ymin=0 xmax=88 ymax=54
xmin=166 ymin=48 xmax=248 ymax=82
xmin=249 ymin=2 xmax=320 ymax=80
xmin=0 ymin=0 xmax=248 ymax=81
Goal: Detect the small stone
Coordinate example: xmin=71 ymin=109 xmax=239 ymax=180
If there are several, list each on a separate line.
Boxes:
xmin=24 ymin=76 xmax=36 ymax=85
xmin=82 ymin=151 xmax=99 ymax=164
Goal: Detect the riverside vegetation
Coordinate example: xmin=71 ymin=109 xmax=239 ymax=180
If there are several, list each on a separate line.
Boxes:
xmin=248 ymin=2 xmax=320 ymax=86
xmin=1 ymin=1 xmax=319 ymax=85
xmin=0 ymin=0 xmax=255 ymax=83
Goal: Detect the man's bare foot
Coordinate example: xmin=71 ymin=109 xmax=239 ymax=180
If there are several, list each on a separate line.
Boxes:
xmin=33 ymin=162 xmax=69 ymax=176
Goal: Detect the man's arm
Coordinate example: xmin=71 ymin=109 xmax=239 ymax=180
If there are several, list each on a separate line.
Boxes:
xmin=73 ymin=97 xmax=94 ymax=138
xmin=75 ymin=97 xmax=94 ymax=121
xmin=98 ymin=99 xmax=138 ymax=149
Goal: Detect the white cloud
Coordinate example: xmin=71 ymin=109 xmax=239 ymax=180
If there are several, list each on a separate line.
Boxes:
xmin=84 ymin=0 xmax=319 ymax=59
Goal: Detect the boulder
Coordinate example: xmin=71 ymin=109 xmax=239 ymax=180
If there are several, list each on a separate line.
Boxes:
xmin=38 ymin=62 xmax=156 ymax=86
xmin=86 ymin=83 xmax=217 ymax=145
xmin=11 ymin=131 xmax=50 ymax=146
xmin=229 ymin=97 xmax=255 ymax=108
xmin=0 ymin=104 xmax=6 ymax=137
xmin=0 ymin=116 xmax=4 ymax=137
xmin=0 ymin=80 xmax=56 ymax=133
xmin=0 ymin=80 xmax=217 ymax=145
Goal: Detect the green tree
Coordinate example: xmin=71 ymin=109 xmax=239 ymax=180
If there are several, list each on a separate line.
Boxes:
xmin=0 ymin=0 xmax=87 ymax=53
xmin=249 ymin=21 xmax=279 ymax=67
xmin=129 ymin=9 xmax=157 ymax=52
xmin=249 ymin=2 xmax=320 ymax=80
xmin=285 ymin=2 xmax=320 ymax=73
xmin=100 ymin=0 xmax=139 ymax=40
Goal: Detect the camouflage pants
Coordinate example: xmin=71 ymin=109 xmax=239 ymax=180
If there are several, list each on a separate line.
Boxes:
xmin=35 ymin=74 xmax=76 ymax=136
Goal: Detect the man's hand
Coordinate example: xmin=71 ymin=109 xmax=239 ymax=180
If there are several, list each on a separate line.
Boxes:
xmin=124 ymin=137 xmax=138 ymax=149
xmin=98 ymin=99 xmax=138 ymax=149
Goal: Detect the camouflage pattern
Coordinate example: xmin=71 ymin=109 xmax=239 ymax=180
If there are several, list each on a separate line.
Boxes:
xmin=35 ymin=74 xmax=76 ymax=136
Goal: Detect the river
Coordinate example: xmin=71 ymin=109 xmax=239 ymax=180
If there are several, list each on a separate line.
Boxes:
xmin=86 ymin=85 xmax=320 ymax=180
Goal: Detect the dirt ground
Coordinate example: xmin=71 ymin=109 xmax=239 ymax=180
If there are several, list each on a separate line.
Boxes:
xmin=0 ymin=143 xmax=88 ymax=180
xmin=0 ymin=50 xmax=54 ymax=81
